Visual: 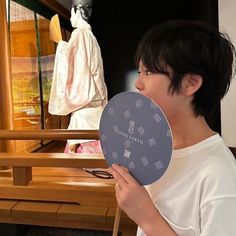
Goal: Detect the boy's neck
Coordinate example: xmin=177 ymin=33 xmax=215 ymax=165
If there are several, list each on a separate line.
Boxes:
xmin=171 ymin=115 xmax=215 ymax=150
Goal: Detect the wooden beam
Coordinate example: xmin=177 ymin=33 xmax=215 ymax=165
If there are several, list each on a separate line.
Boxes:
xmin=0 ymin=153 xmax=106 ymax=168
xmin=12 ymin=167 xmax=32 ymax=186
xmin=38 ymin=0 xmax=70 ymax=20
xmin=0 ymin=182 xmax=115 ymax=206
xmin=0 ymin=129 xmax=100 ymax=140
xmin=0 ymin=0 xmax=15 ymax=153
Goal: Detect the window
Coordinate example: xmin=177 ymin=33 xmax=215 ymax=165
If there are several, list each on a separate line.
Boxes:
xmin=8 ymin=0 xmax=71 ymax=152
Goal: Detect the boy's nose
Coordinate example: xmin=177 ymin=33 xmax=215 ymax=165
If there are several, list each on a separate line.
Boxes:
xmin=135 ymin=78 xmax=143 ymax=91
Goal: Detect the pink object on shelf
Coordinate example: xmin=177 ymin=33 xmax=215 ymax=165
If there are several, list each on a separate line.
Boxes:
xmin=64 ymin=140 xmax=102 ymax=154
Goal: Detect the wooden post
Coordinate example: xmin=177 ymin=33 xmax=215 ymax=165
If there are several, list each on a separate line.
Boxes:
xmin=0 ymin=0 xmax=15 ymax=153
xmin=12 ymin=167 xmax=32 ymax=186
xmin=112 ymin=204 xmax=121 ymax=236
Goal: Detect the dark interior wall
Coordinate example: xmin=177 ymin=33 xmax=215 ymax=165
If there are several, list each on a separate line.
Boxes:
xmin=190 ymin=0 xmax=220 ymax=133
xmin=90 ymin=0 xmax=220 ymax=132
xmin=90 ymin=0 xmax=192 ymax=98
xmin=90 ymin=0 xmax=218 ymax=97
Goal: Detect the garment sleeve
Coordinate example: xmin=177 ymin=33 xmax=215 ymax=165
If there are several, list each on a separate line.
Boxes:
xmin=200 ymin=197 xmax=236 ymax=236
xmin=199 ymin=160 xmax=236 ymax=236
xmin=48 ymin=29 xmax=97 ymax=115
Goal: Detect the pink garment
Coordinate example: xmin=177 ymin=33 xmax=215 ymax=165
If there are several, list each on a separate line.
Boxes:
xmin=64 ymin=140 xmax=102 ymax=154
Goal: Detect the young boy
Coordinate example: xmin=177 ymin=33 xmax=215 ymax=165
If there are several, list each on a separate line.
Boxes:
xmin=110 ymin=20 xmax=236 ymax=236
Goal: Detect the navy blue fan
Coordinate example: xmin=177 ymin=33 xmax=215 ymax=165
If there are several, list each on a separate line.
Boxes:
xmin=99 ymin=91 xmax=173 ymax=185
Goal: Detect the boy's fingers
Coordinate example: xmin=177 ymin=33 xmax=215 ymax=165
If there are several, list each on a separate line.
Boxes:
xmin=112 ymin=164 xmax=139 ymax=185
xmin=109 ymin=166 xmax=128 ymax=188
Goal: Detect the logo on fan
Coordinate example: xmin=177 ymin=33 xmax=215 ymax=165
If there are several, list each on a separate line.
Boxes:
xmin=114 ymin=126 xmax=144 ymax=145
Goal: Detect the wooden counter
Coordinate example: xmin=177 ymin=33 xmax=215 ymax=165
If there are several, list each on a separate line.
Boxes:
xmin=0 ymin=166 xmax=136 ymax=235
xmin=0 ymin=130 xmax=137 ymax=235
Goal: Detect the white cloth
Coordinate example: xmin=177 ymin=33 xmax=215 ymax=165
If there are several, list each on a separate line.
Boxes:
xmin=137 ymin=134 xmax=236 ymax=236
xmin=48 ymin=15 xmax=107 ymax=144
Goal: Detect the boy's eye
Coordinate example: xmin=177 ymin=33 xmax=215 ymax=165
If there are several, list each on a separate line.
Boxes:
xmin=145 ymin=70 xmax=152 ymax=75
xmin=137 ymin=70 xmax=152 ymax=76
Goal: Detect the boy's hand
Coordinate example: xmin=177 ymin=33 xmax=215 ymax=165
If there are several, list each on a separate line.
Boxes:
xmin=109 ymin=164 xmax=157 ymax=226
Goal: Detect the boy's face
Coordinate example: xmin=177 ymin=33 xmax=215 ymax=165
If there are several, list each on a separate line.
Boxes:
xmin=136 ymin=61 xmax=188 ymax=122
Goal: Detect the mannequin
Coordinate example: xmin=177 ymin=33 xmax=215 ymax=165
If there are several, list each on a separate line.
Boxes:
xmin=49 ymin=0 xmax=108 ymax=153
xmin=72 ymin=0 xmax=93 ymax=22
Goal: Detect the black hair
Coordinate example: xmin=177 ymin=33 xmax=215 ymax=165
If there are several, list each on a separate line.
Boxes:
xmin=135 ymin=20 xmax=236 ymax=117
xmin=72 ymin=0 xmax=93 ymax=21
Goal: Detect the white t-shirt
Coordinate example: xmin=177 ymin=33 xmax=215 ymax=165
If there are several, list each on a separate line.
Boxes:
xmin=137 ymin=134 xmax=236 ymax=236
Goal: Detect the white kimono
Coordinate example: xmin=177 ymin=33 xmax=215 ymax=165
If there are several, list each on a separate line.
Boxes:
xmin=48 ymin=16 xmax=107 ymax=145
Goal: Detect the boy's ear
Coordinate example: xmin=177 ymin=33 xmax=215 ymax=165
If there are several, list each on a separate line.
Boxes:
xmin=182 ymin=73 xmax=203 ymax=96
